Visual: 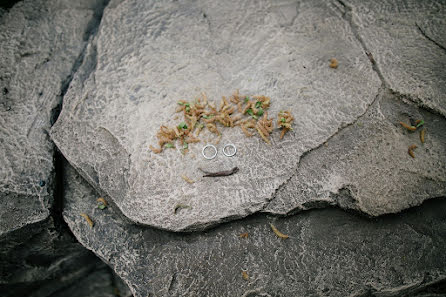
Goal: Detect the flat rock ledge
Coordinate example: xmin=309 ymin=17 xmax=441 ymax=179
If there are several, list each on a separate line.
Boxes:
xmin=51 ymin=0 xmax=382 ymax=231
xmin=64 ymin=163 xmax=446 ymax=297
xmin=264 ymin=89 xmax=446 ymax=216
xmin=52 ymin=0 xmax=446 ymax=232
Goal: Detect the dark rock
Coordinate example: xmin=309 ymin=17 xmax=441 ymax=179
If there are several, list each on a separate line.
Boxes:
xmin=0 ymin=217 xmax=129 ymax=297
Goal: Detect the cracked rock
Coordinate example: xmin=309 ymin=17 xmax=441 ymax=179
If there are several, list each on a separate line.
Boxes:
xmin=343 ymin=0 xmax=446 ymax=116
xmin=0 ymin=216 xmax=131 ymax=297
xmin=0 ymin=0 xmax=133 ymax=296
xmin=63 ymin=163 xmax=446 ymax=297
xmin=51 ymin=0 xmax=380 ymax=231
xmin=265 ymin=89 xmax=446 ymax=216
xmin=0 ymin=0 xmax=103 ymax=237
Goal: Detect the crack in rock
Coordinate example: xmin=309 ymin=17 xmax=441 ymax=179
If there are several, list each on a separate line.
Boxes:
xmin=264 ymin=88 xmax=446 ymax=217
xmin=416 ymin=23 xmax=446 ymax=53
xmin=336 ymin=0 xmax=446 ymax=117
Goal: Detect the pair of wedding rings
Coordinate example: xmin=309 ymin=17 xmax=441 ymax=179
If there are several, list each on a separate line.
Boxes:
xmin=202 ymin=144 xmax=236 ymax=160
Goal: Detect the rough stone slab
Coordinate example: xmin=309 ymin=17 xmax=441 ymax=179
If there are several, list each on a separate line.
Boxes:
xmin=48 ymin=266 xmax=133 ymax=297
xmin=0 ymin=1 xmax=134 ymax=296
xmin=264 ymin=89 xmax=446 ymax=215
xmin=63 ymin=164 xmax=446 ymax=297
xmin=0 ymin=0 xmax=104 ymax=235
xmin=0 ymin=216 xmax=131 ymax=297
xmin=343 ymin=0 xmax=446 ymax=116
xmin=51 ymin=0 xmax=381 ymax=231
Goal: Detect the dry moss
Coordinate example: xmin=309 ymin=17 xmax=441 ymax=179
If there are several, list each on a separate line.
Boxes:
xmin=150 ymin=91 xmax=294 ymax=154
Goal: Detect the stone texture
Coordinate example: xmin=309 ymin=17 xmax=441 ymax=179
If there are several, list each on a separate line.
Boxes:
xmin=0 ymin=0 xmax=102 ymax=235
xmin=0 ymin=217 xmax=131 ymax=297
xmin=264 ymin=89 xmax=446 ymax=216
xmin=63 ymin=163 xmax=446 ymax=297
xmin=342 ymin=0 xmax=446 ymax=116
xmin=51 ymin=0 xmax=381 ymax=231
xmin=49 ymin=266 xmax=133 ymax=297
xmin=0 ymin=1 xmax=132 ymax=296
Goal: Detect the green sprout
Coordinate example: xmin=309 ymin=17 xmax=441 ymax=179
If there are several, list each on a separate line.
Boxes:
xmin=257 ymin=107 xmax=264 ymax=116
xmin=244 ymin=97 xmax=250 ymax=103
xmin=165 ymin=143 xmax=174 ymax=148
xmin=416 ymin=120 xmax=424 ymax=128
xmin=255 ymin=101 xmax=262 ymax=108
xmin=281 ymin=118 xmax=286 ymax=123
xmin=98 ymin=204 xmax=106 ymax=210
xmin=181 ymin=103 xmax=190 ymax=112
xmin=178 ymin=122 xmax=188 ymax=129
xmin=247 ymin=108 xmax=258 ymax=119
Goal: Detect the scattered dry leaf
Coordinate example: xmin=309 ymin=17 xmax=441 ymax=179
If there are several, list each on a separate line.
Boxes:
xmin=278 ymin=111 xmax=294 ymax=139
xmin=80 ymin=213 xmax=94 ymax=228
xmin=408 ymin=144 xmax=417 ymax=158
xmin=329 ymin=58 xmax=338 ymax=69
xmin=181 ymin=175 xmax=195 ymax=184
xmin=239 ymin=232 xmax=249 ymax=238
xmin=242 ymin=270 xmax=249 ymax=281
xmin=399 ymin=121 xmax=417 ymax=131
xmin=97 ymin=197 xmax=107 ymax=206
xmin=150 ymin=91 xmax=294 ymax=154
xmin=270 ymin=223 xmax=289 ymax=239
xmin=420 ymin=129 xmax=425 ymax=144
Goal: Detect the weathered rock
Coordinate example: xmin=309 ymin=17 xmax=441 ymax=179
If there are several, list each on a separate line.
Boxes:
xmin=264 ymin=89 xmax=446 ymax=216
xmin=51 ymin=0 xmax=381 ymax=231
xmin=0 ymin=0 xmax=103 ymax=236
xmin=63 ymin=163 xmax=446 ymax=297
xmin=48 ymin=265 xmax=133 ymax=297
xmin=0 ymin=216 xmax=131 ymax=297
xmin=0 ymin=1 xmax=133 ymax=296
xmin=341 ymin=0 xmax=446 ymax=116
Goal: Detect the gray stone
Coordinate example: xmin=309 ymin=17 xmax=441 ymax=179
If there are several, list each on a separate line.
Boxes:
xmin=264 ymin=89 xmax=446 ymax=216
xmin=342 ymin=0 xmax=446 ymax=116
xmin=0 ymin=1 xmax=133 ymax=296
xmin=0 ymin=0 xmax=102 ymax=236
xmin=0 ymin=215 xmax=131 ymax=297
xmin=48 ymin=266 xmax=133 ymax=297
xmin=51 ymin=0 xmax=381 ymax=231
xmin=63 ymin=163 xmax=446 ymax=297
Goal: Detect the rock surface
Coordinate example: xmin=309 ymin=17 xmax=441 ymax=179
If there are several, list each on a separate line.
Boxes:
xmin=342 ymin=0 xmax=446 ymax=116
xmin=64 ymin=163 xmax=446 ymax=297
xmin=0 ymin=0 xmax=101 ymax=236
xmin=264 ymin=89 xmax=446 ymax=216
xmin=0 ymin=216 xmax=131 ymax=297
xmin=2 ymin=0 xmax=446 ymax=295
xmin=0 ymin=1 xmax=132 ymax=296
xmin=51 ymin=0 xmax=382 ymax=231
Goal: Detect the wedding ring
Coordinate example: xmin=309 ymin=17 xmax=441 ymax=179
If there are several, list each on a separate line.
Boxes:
xmin=202 ymin=144 xmax=217 ymax=160
xmin=222 ymin=144 xmax=237 ymax=157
